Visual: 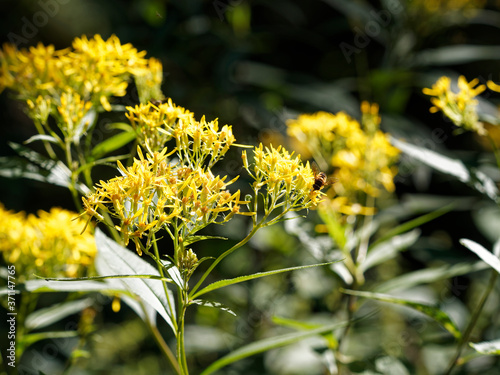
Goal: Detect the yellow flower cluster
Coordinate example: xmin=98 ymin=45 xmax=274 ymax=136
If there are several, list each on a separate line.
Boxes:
xmin=287 ymin=103 xmax=400 ymax=215
xmin=411 ymin=0 xmax=486 ymax=13
xmin=0 ymin=35 xmax=149 ymax=110
xmin=423 ymin=76 xmax=486 ymax=135
xmin=242 ymin=144 xmax=322 ymax=210
xmin=126 ymin=99 xmax=195 ymax=152
xmin=127 ymin=99 xmax=237 ymax=168
xmin=0 ymin=204 xmax=96 ymax=281
xmin=0 ymin=34 xmax=159 ymax=143
xmin=82 ymin=147 xmax=246 ymax=256
xmin=134 ymin=57 xmax=165 ymax=104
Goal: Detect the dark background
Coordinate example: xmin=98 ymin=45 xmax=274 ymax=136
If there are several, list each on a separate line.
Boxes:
xmin=1 ymin=1 xmax=500 ymax=374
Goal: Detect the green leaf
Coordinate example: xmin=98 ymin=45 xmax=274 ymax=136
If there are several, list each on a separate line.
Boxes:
xmin=414 ymin=45 xmax=500 ymax=66
xmin=2 ymin=143 xmax=89 ymax=194
xmin=272 ymin=316 xmax=324 ymax=330
xmin=183 ymin=235 xmax=228 ymax=246
xmin=95 ymin=229 xmax=176 ymax=331
xmin=0 ymin=278 xmax=122 ymax=295
xmin=359 ymin=229 xmax=420 ymax=273
xmin=392 ymin=138 xmax=499 ymax=203
xmin=341 ymin=289 xmax=461 ymax=339
xmin=370 ymin=204 xmax=454 ymax=249
xmin=21 ymin=331 xmax=79 ymax=348
xmin=316 ymin=204 xmax=348 ymax=249
xmin=374 ymin=261 xmax=488 ymax=293
xmin=24 ymin=134 xmax=60 ymax=145
xmin=494 ymin=238 xmax=500 ymax=258
xmin=25 ymin=298 xmax=94 ymax=331
xmin=190 ymin=299 xmax=236 ymax=316
xmin=460 ymin=239 xmax=500 ymax=274
xmin=191 ymin=262 xmax=335 ymax=299
xmin=107 ymin=122 xmax=134 ymax=132
xmin=375 ymin=356 xmax=410 ymax=375
xmin=470 ymin=339 xmax=500 ymax=355
xmin=90 ymin=129 xmax=136 ymax=159
xmin=200 ymin=321 xmax=347 ymax=375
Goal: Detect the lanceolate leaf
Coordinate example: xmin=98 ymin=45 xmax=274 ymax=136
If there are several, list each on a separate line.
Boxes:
xmin=24 ymin=134 xmax=60 ymax=145
xmin=200 ymin=321 xmax=348 ymax=375
xmin=392 ymin=138 xmax=499 ymax=203
xmin=360 ymin=229 xmax=420 ymax=273
xmin=183 ymin=235 xmax=228 ymax=246
xmin=460 ymin=239 xmax=500 ymax=274
xmin=374 ymin=261 xmax=488 ymax=293
xmin=190 ymin=262 xmax=335 ymax=299
xmin=25 ymin=298 xmax=94 ymax=331
xmin=90 ymin=129 xmax=136 ymax=159
xmin=190 ymin=299 xmax=236 ymax=316
xmin=341 ymin=289 xmax=461 ymax=339
xmin=469 ymin=339 xmax=500 ymax=355
xmin=95 ymin=229 xmax=176 ymax=332
xmin=1 ymin=143 xmax=89 ymax=194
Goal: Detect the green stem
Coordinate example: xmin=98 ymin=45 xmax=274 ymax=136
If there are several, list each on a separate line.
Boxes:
xmin=176 ymin=302 xmax=189 ymax=374
xmin=189 ymin=216 xmax=266 ymax=299
xmin=444 ymin=270 xmax=498 ymax=375
xmin=64 ymin=139 xmax=82 ymax=211
xmin=151 ymin=233 xmax=178 ymax=333
xmin=32 ymin=119 xmax=58 ymax=159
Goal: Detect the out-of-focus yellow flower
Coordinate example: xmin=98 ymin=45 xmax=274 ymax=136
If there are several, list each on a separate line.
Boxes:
xmin=56 ymin=90 xmax=93 ymax=142
xmin=135 ymin=57 xmax=165 ymax=104
xmin=423 ymin=76 xmax=486 ymax=135
xmin=243 ymin=143 xmax=322 ymax=209
xmin=0 ymin=204 xmax=96 ymax=281
xmin=411 ymin=0 xmax=486 ymax=13
xmin=0 ymin=34 xmax=150 ymax=124
xmin=287 ymin=103 xmax=400 ymax=216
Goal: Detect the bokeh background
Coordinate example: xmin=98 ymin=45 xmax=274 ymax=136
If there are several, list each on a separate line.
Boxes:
xmin=1 ymin=0 xmax=500 ymax=374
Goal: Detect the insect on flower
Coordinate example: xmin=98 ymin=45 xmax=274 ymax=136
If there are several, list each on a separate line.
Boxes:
xmin=312 ymin=161 xmax=336 ymax=191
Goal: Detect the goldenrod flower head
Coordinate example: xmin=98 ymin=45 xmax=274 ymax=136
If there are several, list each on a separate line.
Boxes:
xmin=0 ymin=34 xmax=149 ymax=115
xmin=26 ymin=95 xmax=53 ymax=126
xmin=423 ymin=75 xmax=486 ymax=135
xmin=56 ymin=90 xmax=93 ymax=142
xmin=126 ymin=99 xmax=195 ymax=151
xmin=83 ymin=146 xmax=246 ymax=255
xmin=243 ymin=143 xmax=322 ymax=209
xmin=0 ymin=204 xmax=96 ymax=281
xmin=135 ymin=57 xmax=165 ymax=104
xmin=411 ymin=0 xmax=486 ymax=14
xmin=287 ymin=105 xmax=400 ymax=215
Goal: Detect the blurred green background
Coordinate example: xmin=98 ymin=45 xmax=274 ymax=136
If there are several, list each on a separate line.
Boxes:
xmin=1 ymin=0 xmax=500 ymax=374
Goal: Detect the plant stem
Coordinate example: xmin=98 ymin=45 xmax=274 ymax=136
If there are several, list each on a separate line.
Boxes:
xmin=444 ymin=270 xmax=498 ymax=375
xmin=189 ymin=218 xmax=265 ymax=298
xmin=152 ymin=233 xmax=178 ymax=333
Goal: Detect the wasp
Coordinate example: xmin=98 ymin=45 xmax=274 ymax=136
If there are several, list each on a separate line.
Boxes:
xmin=311 ymin=162 xmax=336 ymax=191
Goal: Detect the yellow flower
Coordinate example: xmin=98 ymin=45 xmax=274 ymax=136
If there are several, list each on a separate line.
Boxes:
xmin=0 ymin=34 xmax=150 ymax=117
xmin=126 ymin=99 xmax=195 ymax=152
xmin=287 ymin=104 xmax=400 ymax=215
xmin=243 ymin=143 xmax=323 ymax=209
xmin=423 ymin=75 xmax=486 ymax=135
xmin=135 ymin=57 xmax=165 ymax=104
xmin=0 ymin=204 xmax=96 ymax=281
xmin=56 ymin=90 xmax=93 ymax=141
xmin=83 ymin=146 xmax=246 ymax=255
